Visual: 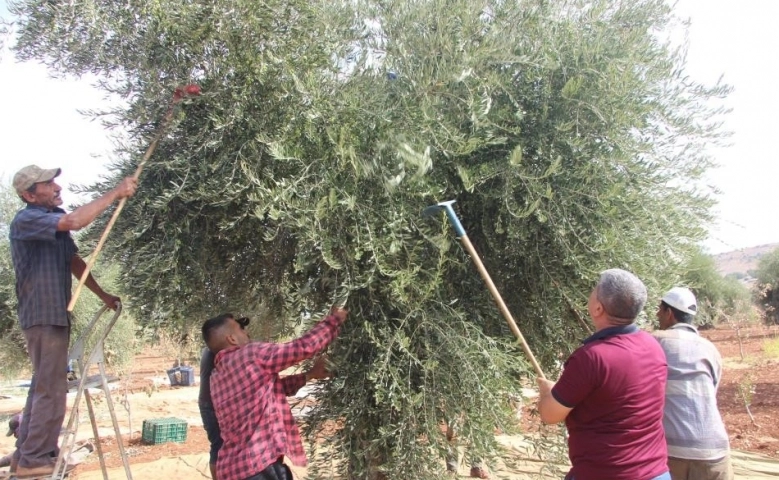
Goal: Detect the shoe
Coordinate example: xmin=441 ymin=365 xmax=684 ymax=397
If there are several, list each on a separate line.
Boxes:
xmin=469 ymin=466 xmax=488 ymax=479
xmin=15 ymin=464 xmax=55 ymax=479
xmin=15 ymin=462 xmax=74 ymax=479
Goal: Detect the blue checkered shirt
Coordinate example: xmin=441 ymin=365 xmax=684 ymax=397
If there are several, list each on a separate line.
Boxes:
xmin=10 ymin=204 xmax=78 ymax=329
xmin=654 ymin=323 xmax=730 ymax=460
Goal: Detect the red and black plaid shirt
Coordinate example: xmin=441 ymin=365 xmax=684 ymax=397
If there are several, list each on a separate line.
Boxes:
xmin=211 ymin=314 xmax=343 ymax=480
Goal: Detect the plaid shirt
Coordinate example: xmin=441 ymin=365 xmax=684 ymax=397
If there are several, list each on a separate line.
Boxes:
xmin=10 ymin=205 xmax=77 ymax=329
xmin=211 ymin=314 xmax=343 ymax=480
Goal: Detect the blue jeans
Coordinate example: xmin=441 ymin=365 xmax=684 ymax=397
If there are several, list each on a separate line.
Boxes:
xmin=566 ymin=473 xmax=671 ymax=480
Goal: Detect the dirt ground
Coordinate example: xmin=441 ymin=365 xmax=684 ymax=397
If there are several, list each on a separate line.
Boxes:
xmin=1 ymin=324 xmax=778 ymax=479
xmin=701 ymin=324 xmax=779 ymax=456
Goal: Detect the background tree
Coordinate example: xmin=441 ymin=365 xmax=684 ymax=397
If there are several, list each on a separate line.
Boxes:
xmin=756 ymin=247 xmax=779 ymax=324
xmin=8 ymin=0 xmax=730 ymax=477
xmin=0 ymin=178 xmax=24 ymax=375
xmin=681 ymin=248 xmax=754 ymax=327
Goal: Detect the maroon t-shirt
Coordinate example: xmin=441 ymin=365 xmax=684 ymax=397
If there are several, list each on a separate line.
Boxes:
xmin=552 ymin=325 xmax=668 ymax=480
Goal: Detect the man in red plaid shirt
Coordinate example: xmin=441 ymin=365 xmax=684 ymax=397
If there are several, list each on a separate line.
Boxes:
xmin=202 ymin=308 xmax=348 ymax=480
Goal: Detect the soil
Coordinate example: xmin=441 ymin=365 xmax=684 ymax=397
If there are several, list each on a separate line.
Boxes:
xmin=701 ymin=324 xmax=779 ymax=456
xmin=1 ymin=324 xmax=778 ymax=479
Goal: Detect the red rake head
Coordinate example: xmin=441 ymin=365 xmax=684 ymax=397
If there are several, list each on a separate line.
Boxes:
xmin=173 ymin=84 xmax=202 ymax=102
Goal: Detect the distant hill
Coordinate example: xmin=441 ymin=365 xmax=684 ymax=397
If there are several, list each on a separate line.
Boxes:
xmin=713 ymin=243 xmax=779 ymax=278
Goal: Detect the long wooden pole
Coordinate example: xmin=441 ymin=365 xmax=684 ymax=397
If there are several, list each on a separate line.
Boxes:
xmin=67 ymin=85 xmax=200 ymax=312
xmin=429 ymin=201 xmax=546 ymax=379
xmin=458 ymin=235 xmax=546 ymax=379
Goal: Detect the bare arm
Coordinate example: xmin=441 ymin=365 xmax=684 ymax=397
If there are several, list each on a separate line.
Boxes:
xmin=71 ymin=256 xmax=120 ymax=310
xmin=536 ymin=378 xmax=573 ymax=424
xmin=280 ymin=356 xmax=332 ymax=396
xmin=57 ymin=177 xmax=137 ymax=231
xmin=305 ymin=356 xmax=331 ymax=381
xmin=280 ymin=374 xmax=307 ymax=396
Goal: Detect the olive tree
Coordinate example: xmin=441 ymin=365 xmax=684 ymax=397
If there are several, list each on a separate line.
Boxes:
xmin=8 ymin=0 xmax=729 ymax=477
xmin=756 ymin=247 xmax=779 ymax=324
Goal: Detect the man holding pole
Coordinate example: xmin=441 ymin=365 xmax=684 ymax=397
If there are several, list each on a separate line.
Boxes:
xmin=9 ymin=165 xmax=136 ymax=479
xmin=536 ymin=269 xmax=670 ymax=480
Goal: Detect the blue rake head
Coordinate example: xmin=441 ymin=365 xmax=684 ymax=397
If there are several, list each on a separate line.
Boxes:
xmin=422 ymin=200 xmax=466 ymax=238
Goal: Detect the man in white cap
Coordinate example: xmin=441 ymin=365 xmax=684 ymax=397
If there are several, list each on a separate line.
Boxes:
xmin=9 ymin=165 xmax=136 ymax=478
xmin=654 ymin=287 xmax=733 ymax=480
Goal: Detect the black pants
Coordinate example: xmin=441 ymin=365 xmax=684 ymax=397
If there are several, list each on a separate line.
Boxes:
xmin=198 ymin=403 xmax=223 ymax=465
xmin=244 ymin=459 xmax=292 ymax=480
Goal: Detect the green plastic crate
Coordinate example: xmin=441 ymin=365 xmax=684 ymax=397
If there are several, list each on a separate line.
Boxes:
xmin=142 ymin=417 xmax=188 ymax=445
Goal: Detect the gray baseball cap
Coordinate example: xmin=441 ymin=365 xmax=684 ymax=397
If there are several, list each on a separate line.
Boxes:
xmin=13 ymin=165 xmax=61 ymax=195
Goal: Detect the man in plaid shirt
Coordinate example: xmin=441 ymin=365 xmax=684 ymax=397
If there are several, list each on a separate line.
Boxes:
xmin=199 ymin=314 xmax=332 ymax=480
xmin=203 ymin=308 xmax=348 ymax=480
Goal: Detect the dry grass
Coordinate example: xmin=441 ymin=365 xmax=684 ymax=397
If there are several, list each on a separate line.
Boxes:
xmin=762 ymin=338 xmax=779 ymax=359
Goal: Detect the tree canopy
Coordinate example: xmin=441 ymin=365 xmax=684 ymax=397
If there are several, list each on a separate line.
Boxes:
xmin=8 ymin=0 xmax=730 ymax=477
xmin=0 ymin=180 xmax=21 ymax=338
xmin=681 ymin=248 xmax=753 ymax=327
xmin=756 ymin=247 xmax=779 ymax=324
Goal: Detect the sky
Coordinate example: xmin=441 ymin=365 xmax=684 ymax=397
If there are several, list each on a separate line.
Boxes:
xmin=672 ymin=0 xmax=779 ymax=253
xmin=1 ymin=0 xmax=777 ymax=254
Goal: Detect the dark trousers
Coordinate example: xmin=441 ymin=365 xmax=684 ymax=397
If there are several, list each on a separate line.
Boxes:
xmin=198 ymin=403 xmax=223 ymax=465
xmin=244 ymin=459 xmax=293 ymax=480
xmin=13 ymin=325 xmax=69 ymax=468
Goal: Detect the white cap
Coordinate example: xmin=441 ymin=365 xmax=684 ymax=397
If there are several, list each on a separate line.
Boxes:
xmin=662 ymin=287 xmax=697 ymax=315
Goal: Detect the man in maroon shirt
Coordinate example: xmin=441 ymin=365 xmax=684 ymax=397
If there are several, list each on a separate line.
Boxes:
xmin=536 ymin=269 xmax=670 ymax=480
xmin=203 ymin=308 xmax=347 ymax=480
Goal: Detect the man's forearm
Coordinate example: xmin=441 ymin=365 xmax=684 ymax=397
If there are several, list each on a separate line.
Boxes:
xmin=536 ymin=378 xmax=573 ymax=424
xmin=281 ymin=373 xmax=307 ymax=396
xmin=266 ymin=315 xmax=341 ymax=373
xmin=71 ymin=256 xmax=106 ymax=298
xmin=58 ymin=190 xmax=121 ymax=231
